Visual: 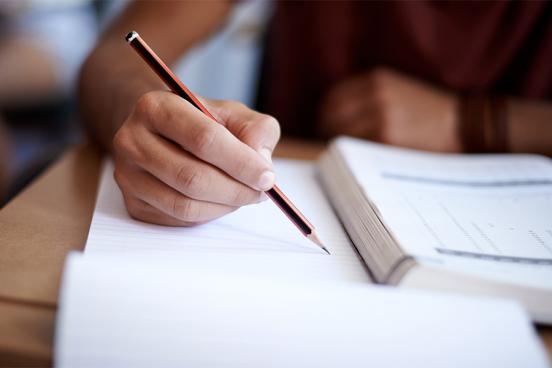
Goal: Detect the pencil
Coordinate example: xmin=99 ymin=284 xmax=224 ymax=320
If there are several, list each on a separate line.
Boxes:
xmin=125 ymin=31 xmax=329 ymax=255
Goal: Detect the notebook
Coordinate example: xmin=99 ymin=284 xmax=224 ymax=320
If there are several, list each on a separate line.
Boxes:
xmin=85 ymin=159 xmax=370 ymax=283
xmin=55 ymin=253 xmax=548 ymax=368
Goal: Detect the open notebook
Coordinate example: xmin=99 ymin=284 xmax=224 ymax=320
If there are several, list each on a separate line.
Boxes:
xmin=85 ymin=159 xmax=369 ymax=283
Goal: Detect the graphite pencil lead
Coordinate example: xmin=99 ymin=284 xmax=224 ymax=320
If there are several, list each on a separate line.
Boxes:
xmin=307 ymin=231 xmax=330 ymax=255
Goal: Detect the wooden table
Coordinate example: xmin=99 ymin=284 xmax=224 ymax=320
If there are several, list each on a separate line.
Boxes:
xmin=0 ymin=139 xmax=550 ymax=366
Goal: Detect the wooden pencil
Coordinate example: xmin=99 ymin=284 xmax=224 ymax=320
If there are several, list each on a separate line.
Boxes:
xmin=125 ymin=31 xmax=328 ymax=254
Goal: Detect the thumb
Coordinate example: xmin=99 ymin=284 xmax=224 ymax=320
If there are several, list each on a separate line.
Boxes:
xmin=205 ymin=99 xmax=281 ymax=164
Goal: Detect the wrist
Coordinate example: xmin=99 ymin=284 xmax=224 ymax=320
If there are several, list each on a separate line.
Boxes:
xmin=458 ymin=95 xmax=509 ymax=153
xmin=443 ymin=93 xmax=462 ymax=153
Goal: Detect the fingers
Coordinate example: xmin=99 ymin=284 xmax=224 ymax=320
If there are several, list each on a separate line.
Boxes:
xmin=115 ymin=162 xmax=238 ymax=225
xmin=320 ymin=94 xmax=380 ymax=139
xmin=321 ymin=75 xmax=369 ymax=121
xmin=319 ymin=77 xmax=369 ymax=138
xmin=323 ymin=108 xmax=386 ymax=142
xmin=206 ymin=99 xmax=281 ymax=163
xmin=113 ymin=90 xmax=281 ymax=227
xmin=139 ymin=91 xmax=276 ymax=191
xmin=319 ymin=69 xmax=395 ymax=140
xmin=122 ymin=195 xmax=193 ymax=227
xmin=327 ymin=105 xmax=382 ymax=139
xmin=115 ymin=124 xmax=264 ymax=206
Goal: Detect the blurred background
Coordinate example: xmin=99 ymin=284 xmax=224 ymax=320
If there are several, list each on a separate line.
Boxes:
xmin=0 ymin=0 xmax=270 ymax=206
xmin=1 ymin=0 xmax=551 ymax=206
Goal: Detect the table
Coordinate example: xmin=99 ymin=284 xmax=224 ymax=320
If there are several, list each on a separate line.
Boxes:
xmin=0 ymin=140 xmax=550 ymax=366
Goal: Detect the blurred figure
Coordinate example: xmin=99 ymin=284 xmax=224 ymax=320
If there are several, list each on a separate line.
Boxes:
xmin=258 ymin=2 xmax=552 ymax=155
xmin=0 ymin=0 xmax=96 ymax=204
xmin=80 ymin=1 xmax=552 ymax=226
xmin=0 ymin=116 xmax=9 ymax=200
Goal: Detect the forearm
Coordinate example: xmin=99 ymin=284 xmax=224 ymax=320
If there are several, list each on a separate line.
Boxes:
xmin=0 ymin=37 xmax=59 ymax=107
xmin=79 ymin=0 xmax=232 ymax=151
xmin=508 ymin=98 xmax=552 ymax=156
xmin=79 ymin=38 xmax=162 ymax=150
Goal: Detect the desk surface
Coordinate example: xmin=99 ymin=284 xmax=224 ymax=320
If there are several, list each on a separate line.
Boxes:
xmin=0 ymin=139 xmax=550 ymax=366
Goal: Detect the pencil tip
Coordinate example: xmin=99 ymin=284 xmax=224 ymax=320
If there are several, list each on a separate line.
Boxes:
xmin=307 ymin=232 xmax=330 ymax=255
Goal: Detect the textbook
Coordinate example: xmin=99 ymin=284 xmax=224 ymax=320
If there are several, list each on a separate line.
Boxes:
xmin=319 ymin=137 xmax=552 ymax=323
xmin=54 ymin=140 xmax=552 ymax=366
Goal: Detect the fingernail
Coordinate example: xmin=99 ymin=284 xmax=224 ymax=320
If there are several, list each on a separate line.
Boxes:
xmin=257 ymin=171 xmax=275 ymax=191
xmin=259 ymin=148 xmax=273 ymax=164
xmin=257 ymin=192 xmax=268 ymax=203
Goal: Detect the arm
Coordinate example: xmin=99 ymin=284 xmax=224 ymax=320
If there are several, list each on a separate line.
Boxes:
xmin=509 ymin=99 xmax=552 ymax=155
xmin=0 ymin=37 xmax=59 ymax=107
xmin=319 ymin=68 xmax=552 ymax=156
xmin=79 ymin=1 xmax=281 ymax=226
xmin=0 ymin=3 xmax=96 ymax=108
xmin=79 ymin=1 xmax=233 ymax=149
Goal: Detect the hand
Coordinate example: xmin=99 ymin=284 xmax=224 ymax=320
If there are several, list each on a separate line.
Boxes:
xmin=113 ymin=91 xmax=280 ymax=226
xmin=319 ymin=68 xmax=461 ymax=152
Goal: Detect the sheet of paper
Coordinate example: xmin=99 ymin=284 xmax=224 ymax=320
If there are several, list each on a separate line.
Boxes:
xmin=336 ymin=137 xmax=552 ymax=289
xmin=85 ymin=159 xmax=369 ymax=283
xmin=55 ymin=253 xmax=548 ymax=368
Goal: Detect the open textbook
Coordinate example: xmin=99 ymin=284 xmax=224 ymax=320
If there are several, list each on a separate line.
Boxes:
xmin=319 ymin=137 xmax=552 ymax=323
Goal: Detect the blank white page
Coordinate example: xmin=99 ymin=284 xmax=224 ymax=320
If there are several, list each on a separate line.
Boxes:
xmin=85 ymin=159 xmax=369 ymax=283
xmin=55 ymin=253 xmax=548 ymax=368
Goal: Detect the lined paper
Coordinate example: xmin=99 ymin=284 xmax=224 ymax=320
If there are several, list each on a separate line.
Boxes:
xmin=85 ymin=159 xmax=369 ymax=283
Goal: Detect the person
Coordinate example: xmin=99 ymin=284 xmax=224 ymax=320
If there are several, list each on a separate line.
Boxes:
xmin=79 ymin=1 xmax=552 ymax=227
xmin=0 ymin=0 xmax=97 ymax=203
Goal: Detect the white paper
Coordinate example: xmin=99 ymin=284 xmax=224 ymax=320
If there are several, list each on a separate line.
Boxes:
xmin=55 ymin=253 xmax=548 ymax=368
xmin=85 ymin=159 xmax=369 ymax=283
xmin=336 ymin=137 xmax=552 ymax=289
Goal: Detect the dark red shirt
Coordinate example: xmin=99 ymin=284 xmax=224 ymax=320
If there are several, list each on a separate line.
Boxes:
xmin=257 ymin=1 xmax=552 ymax=138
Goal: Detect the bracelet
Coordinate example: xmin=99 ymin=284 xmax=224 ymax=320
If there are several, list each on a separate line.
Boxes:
xmin=459 ymin=95 xmax=487 ymax=153
xmin=489 ymin=97 xmax=509 ymax=153
xmin=459 ymin=95 xmax=509 ymax=153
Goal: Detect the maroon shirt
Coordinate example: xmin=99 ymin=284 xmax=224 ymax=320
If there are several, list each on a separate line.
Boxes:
xmin=257 ymin=1 xmax=552 ymax=138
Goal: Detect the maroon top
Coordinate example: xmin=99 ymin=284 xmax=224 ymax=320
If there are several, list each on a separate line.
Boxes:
xmin=257 ymin=1 xmax=552 ymax=138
